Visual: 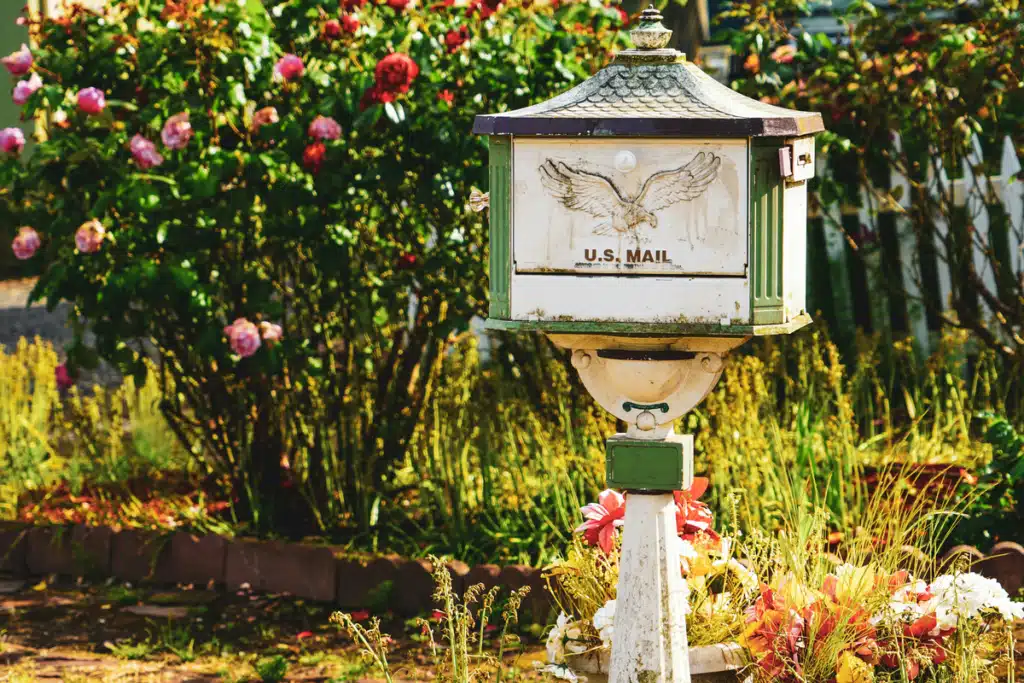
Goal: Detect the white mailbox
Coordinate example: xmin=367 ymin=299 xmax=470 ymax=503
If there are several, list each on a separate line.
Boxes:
xmin=475 ymin=7 xmax=824 ymax=338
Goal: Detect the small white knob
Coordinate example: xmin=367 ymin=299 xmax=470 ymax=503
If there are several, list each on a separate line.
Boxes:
xmin=572 ymin=350 xmax=592 ymax=370
xmin=614 ymin=151 xmax=637 ymax=173
xmin=700 ymin=353 xmax=723 ymax=373
xmin=636 ymin=411 xmax=657 ymax=431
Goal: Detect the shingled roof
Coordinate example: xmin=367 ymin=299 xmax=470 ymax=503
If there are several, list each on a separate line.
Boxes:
xmin=473 ymin=7 xmax=824 ymax=138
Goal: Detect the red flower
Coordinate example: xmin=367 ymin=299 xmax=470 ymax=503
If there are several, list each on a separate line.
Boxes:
xmin=351 ymin=609 xmax=370 ymax=622
xmin=387 ymin=0 xmax=412 ymax=10
xmin=617 ymin=7 xmax=628 ymax=24
xmin=466 ymin=0 xmax=501 ymax=18
xmin=575 ymin=489 xmax=625 ymax=554
xmin=324 ymin=19 xmax=342 ymax=38
xmin=396 ymin=253 xmax=418 ymax=270
xmin=431 ymin=609 xmax=444 ymax=621
xmin=55 ymin=363 xmax=74 ymax=391
xmin=674 ymin=478 xmax=719 ymax=544
xmin=296 ymin=630 xmax=314 ymax=640
xmin=438 ymin=89 xmax=455 ymax=105
xmin=445 ymin=27 xmax=469 ymax=52
xmin=374 ymin=53 xmax=420 ymax=98
xmin=341 ymin=14 xmax=359 ymax=32
xmin=360 ymin=87 xmax=382 ymax=110
xmin=303 ymin=142 xmax=326 ymax=173
xmin=341 ymin=0 xmax=367 ymax=8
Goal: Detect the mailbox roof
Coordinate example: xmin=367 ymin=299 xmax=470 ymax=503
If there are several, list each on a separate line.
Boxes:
xmin=473 ymin=58 xmax=824 ymax=138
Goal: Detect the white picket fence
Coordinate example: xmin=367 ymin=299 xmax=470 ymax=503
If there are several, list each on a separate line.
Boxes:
xmin=815 ymin=134 xmax=1024 ymax=356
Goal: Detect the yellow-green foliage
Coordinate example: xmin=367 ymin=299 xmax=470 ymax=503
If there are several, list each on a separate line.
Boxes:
xmin=0 ymin=338 xmax=62 ymax=515
xmin=694 ymin=329 xmax=1000 ymax=536
xmin=0 ymin=338 xmax=191 ymax=518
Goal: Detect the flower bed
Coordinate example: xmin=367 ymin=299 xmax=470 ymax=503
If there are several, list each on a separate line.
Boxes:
xmin=540 ymin=482 xmax=1023 ymax=683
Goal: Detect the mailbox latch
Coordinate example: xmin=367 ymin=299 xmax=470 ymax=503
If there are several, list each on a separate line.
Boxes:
xmin=780 ymin=137 xmax=816 ymax=182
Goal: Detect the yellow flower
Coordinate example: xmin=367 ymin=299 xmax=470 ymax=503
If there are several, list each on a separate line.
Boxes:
xmin=837 ymin=652 xmax=874 ymax=683
xmin=834 ymin=564 xmax=876 ymax=604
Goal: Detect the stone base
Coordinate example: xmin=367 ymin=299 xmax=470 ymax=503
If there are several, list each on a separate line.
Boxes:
xmin=568 ymin=644 xmax=749 ymax=683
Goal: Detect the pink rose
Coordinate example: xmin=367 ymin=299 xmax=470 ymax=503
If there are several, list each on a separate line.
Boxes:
xmin=771 ymin=44 xmax=796 ymax=64
xmin=12 ymin=226 xmax=41 ymax=260
xmin=161 ymin=112 xmax=192 ymax=150
xmin=2 ymin=44 xmax=32 ymax=76
xmin=130 ymin=134 xmax=164 ymax=169
xmin=274 ymin=54 xmax=305 ymax=82
xmin=259 ymin=321 xmax=283 ymax=345
xmin=12 ymin=73 xmax=42 ymax=106
xmin=55 ymin=363 xmax=74 ymax=391
xmin=0 ymin=127 xmax=25 ymax=155
xmin=75 ymin=219 xmax=106 ymax=254
xmin=251 ymin=106 xmax=279 ymax=132
xmin=307 ymin=115 xmax=341 ymax=141
xmin=224 ymin=318 xmax=262 ymax=357
xmin=77 ymin=87 xmax=106 ymax=115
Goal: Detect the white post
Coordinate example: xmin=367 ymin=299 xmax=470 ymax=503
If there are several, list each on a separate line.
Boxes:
xmin=962 ymin=136 xmax=997 ymax=323
xmin=998 ymin=136 xmax=1023 ymax=290
xmin=610 ymin=492 xmax=691 ymax=683
xmin=928 ymin=155 xmax=953 ymax=316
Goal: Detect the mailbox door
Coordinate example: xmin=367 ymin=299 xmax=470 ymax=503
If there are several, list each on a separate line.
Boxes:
xmin=512 ymin=138 xmax=749 ymax=277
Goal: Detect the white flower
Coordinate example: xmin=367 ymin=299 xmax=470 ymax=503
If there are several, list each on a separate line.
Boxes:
xmin=546 ymin=612 xmax=570 ymax=664
xmin=674 ymin=536 xmax=698 ymax=573
xmin=538 ymin=664 xmax=584 ymax=682
xmin=592 ymin=599 xmax=616 ymax=650
xmin=713 ymin=558 xmax=759 ymax=591
xmin=564 ymin=625 xmax=588 ymax=655
xmin=925 ymin=572 xmax=1024 ymax=625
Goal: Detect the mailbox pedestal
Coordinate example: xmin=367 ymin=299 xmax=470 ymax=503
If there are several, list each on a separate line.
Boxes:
xmin=612 ymin=492 xmax=692 ymax=683
xmin=474 ymin=5 xmax=823 ymax=681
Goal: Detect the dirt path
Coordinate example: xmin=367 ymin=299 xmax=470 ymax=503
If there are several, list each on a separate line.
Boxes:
xmin=0 ymin=577 xmax=550 ymax=682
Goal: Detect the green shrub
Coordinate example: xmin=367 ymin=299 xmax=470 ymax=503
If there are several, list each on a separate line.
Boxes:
xmin=2 ymin=0 xmax=626 ymax=532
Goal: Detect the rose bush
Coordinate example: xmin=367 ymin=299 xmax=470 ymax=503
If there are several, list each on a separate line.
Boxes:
xmin=1 ymin=0 xmax=626 ymax=531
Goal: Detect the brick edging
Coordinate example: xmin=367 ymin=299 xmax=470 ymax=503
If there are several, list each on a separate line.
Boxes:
xmin=0 ymin=522 xmax=550 ymax=618
xmin=2 ymin=523 xmax=1020 ymax=616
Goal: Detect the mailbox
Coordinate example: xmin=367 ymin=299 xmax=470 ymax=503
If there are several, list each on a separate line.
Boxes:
xmin=473 ymin=11 xmax=827 ymax=680
xmin=474 ymin=6 xmax=824 ymax=337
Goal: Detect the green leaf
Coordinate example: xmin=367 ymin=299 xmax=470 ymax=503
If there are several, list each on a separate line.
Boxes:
xmin=531 ymin=14 xmax=556 ymax=33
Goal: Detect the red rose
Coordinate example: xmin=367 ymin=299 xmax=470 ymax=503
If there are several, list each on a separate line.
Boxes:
xmin=445 ymin=27 xmax=469 ymax=53
xmin=341 ymin=14 xmax=359 ymax=32
xmin=341 ymin=0 xmax=367 ymax=8
xmin=387 ymin=0 xmax=411 ymax=10
xmin=360 ymin=86 xmax=382 ymax=110
xmin=396 ymin=253 xmax=418 ymax=270
xmin=374 ymin=53 xmax=419 ymax=98
xmin=467 ymin=0 xmax=501 ymax=18
xmin=303 ymin=142 xmax=326 ymax=173
xmin=324 ymin=19 xmax=342 ymax=38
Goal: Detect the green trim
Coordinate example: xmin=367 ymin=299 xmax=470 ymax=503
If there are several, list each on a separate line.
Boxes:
xmin=606 ymin=439 xmax=684 ymax=491
xmin=483 ymin=312 xmax=812 ymax=337
xmin=622 ymin=402 xmax=670 ymax=414
xmin=487 ymin=136 xmax=512 ymax=319
xmin=750 ymin=142 xmax=786 ymax=325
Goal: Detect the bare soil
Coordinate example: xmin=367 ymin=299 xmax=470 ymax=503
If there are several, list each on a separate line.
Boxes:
xmin=0 ymin=576 xmax=549 ymax=682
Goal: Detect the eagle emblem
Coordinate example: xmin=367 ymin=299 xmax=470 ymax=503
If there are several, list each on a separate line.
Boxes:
xmin=539 ymin=152 xmax=722 ymax=239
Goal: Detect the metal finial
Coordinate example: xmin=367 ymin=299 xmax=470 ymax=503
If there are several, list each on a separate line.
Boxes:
xmin=630 ymin=4 xmax=673 ymax=50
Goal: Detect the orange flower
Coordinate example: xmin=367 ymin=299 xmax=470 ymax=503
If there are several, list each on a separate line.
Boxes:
xmin=744 ymin=53 xmax=760 ymax=74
